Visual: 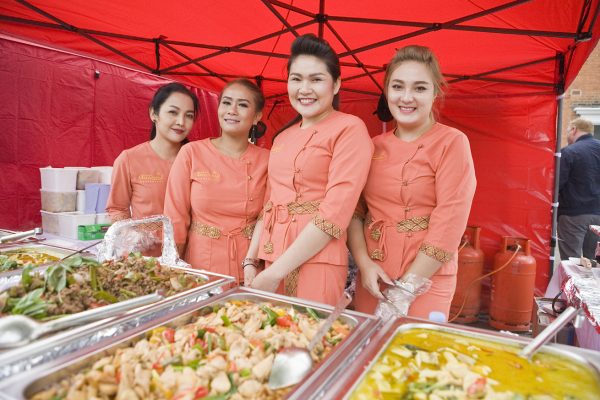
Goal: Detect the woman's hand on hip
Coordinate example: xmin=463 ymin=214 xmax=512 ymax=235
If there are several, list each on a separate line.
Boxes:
xmin=250 ymin=267 xmax=282 ymax=293
xmin=360 ymin=260 xmax=393 ymax=299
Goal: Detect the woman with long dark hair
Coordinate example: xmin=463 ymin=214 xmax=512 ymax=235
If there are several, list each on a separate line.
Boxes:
xmin=164 ymin=79 xmax=269 ymax=283
xmin=244 ymin=34 xmax=373 ymax=306
xmin=106 ymin=82 xmax=199 ymax=223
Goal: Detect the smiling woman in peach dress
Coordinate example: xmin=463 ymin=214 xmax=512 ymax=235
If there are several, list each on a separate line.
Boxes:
xmin=244 ymin=34 xmax=373 ymax=306
xmin=106 ymin=83 xmax=199 ymax=223
xmin=348 ymin=45 xmax=476 ymax=320
xmin=164 ymin=79 xmax=268 ymax=283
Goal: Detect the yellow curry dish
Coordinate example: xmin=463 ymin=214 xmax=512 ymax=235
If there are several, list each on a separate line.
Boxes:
xmin=30 ymin=300 xmax=352 ymax=400
xmin=350 ymin=327 xmax=600 ymax=400
xmin=0 ymin=249 xmax=60 ymax=272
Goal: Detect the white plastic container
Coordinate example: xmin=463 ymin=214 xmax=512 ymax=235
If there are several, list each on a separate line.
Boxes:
xmin=56 ymin=212 xmax=96 ymax=240
xmin=40 ymin=210 xmax=60 ymax=235
xmin=95 ymin=213 xmax=112 ymax=224
xmin=39 ymin=167 xmax=78 ymax=191
xmin=91 ymin=166 xmax=113 ymax=184
xmin=40 ymin=190 xmax=77 ymax=212
xmin=65 ymin=167 xmax=102 ymax=190
xmin=76 ymin=190 xmax=86 ymax=211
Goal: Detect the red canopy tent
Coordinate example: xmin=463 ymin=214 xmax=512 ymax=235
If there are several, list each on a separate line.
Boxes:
xmin=1 ymin=0 xmax=599 ymax=293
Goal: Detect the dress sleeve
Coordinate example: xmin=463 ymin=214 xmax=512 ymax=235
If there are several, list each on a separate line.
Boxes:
xmin=420 ymin=134 xmax=476 ymax=263
xmin=163 ymin=146 xmax=193 ymax=247
xmin=313 ymin=121 xmax=374 ymax=238
xmin=106 ymin=151 xmax=132 ymax=223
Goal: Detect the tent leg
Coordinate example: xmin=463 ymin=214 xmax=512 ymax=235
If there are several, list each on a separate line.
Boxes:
xmin=550 ymin=95 xmax=564 ymax=278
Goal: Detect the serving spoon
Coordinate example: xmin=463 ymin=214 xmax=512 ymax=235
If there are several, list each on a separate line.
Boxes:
xmin=518 ymin=306 xmax=583 ymax=359
xmin=0 ymin=292 xmax=163 ymax=349
xmin=268 ymin=291 xmax=352 ymax=390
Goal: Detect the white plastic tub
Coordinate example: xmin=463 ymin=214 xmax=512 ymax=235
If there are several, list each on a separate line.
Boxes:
xmin=90 ymin=166 xmax=113 ymax=184
xmin=57 ymin=212 xmax=96 ymax=240
xmin=40 ymin=190 xmax=77 ymax=212
xmin=40 ymin=210 xmax=60 ymax=235
xmin=39 ymin=167 xmax=78 ymax=191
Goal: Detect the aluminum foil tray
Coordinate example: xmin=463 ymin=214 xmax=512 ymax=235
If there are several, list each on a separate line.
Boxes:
xmin=0 ymin=287 xmax=379 ymax=399
xmin=0 ymin=266 xmax=234 ymax=380
xmin=312 ymin=318 xmax=600 ymax=399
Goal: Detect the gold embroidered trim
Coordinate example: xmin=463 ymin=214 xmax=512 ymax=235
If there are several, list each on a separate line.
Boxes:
xmin=396 ymin=216 xmax=430 ymax=232
xmin=241 ymin=224 xmax=255 ymax=239
xmin=287 ymin=201 xmax=320 ymax=214
xmin=111 ymin=213 xmax=130 ymax=223
xmin=191 ymin=221 xmax=221 ymax=239
xmin=263 ymin=241 xmax=273 ymax=254
xmin=370 ymin=249 xmax=384 ymax=261
xmin=352 ymin=212 xmax=364 ymax=221
xmin=191 ymin=221 xmax=255 ymax=240
xmin=370 ymin=228 xmax=382 ymax=241
xmin=313 ymin=214 xmax=342 ymax=239
xmin=284 ymin=268 xmax=300 ymax=297
xmin=420 ymin=242 xmax=452 ymax=263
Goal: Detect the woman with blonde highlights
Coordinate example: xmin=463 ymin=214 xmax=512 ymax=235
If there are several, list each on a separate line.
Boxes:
xmin=349 ymin=45 xmax=476 ymax=319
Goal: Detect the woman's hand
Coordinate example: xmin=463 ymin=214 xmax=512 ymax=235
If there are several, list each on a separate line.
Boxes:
xmin=250 ymin=267 xmax=283 ymax=293
xmin=243 ymin=265 xmax=258 ymax=287
xmin=359 ymin=259 xmax=393 ymax=299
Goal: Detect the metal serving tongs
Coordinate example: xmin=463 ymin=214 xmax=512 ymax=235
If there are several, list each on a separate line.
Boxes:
xmin=518 ymin=306 xmax=585 ymax=359
xmin=0 ymin=227 xmax=43 ymax=244
xmin=0 ymin=292 xmax=164 ymax=349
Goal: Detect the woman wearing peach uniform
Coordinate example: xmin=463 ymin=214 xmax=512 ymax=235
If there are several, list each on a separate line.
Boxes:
xmin=106 ymin=83 xmax=198 ymax=222
xmin=349 ymin=46 xmax=476 ymax=319
xmin=245 ymin=34 xmax=373 ymax=306
xmin=164 ymin=79 xmax=268 ymax=283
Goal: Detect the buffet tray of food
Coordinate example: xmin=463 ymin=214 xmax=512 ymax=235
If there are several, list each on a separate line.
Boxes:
xmin=0 ymin=254 xmax=234 ymax=380
xmin=309 ymin=318 xmax=600 ymax=399
xmin=0 ymin=286 xmax=379 ymax=400
xmin=0 ymin=243 xmax=86 ymax=290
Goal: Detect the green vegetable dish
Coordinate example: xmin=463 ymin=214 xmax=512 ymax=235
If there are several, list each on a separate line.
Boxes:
xmin=0 ymin=253 xmax=207 ymax=320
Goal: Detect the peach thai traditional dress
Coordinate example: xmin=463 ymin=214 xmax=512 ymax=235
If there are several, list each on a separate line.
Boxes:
xmin=257 ymin=111 xmax=373 ymax=306
xmin=106 ymin=142 xmax=173 ymax=222
xmin=354 ymin=123 xmax=476 ymax=319
xmin=164 ymin=138 xmax=269 ymax=283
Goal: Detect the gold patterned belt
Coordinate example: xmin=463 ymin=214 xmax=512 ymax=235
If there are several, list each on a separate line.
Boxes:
xmin=190 ymin=221 xmax=255 ymax=240
xmin=367 ymin=215 xmax=430 ymax=261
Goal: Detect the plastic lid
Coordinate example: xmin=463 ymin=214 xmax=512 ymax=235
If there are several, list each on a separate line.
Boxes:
xmin=428 ymin=311 xmax=447 ymax=323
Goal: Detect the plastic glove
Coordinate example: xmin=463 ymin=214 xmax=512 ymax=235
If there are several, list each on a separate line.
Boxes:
xmin=374 ymin=273 xmax=432 ymax=319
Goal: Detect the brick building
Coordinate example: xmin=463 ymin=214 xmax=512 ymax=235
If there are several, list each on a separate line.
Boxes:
xmin=561 ymin=43 xmax=600 ymax=145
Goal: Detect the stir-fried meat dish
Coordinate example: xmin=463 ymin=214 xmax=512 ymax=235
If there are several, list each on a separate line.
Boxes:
xmin=0 ymin=253 xmax=207 ymax=320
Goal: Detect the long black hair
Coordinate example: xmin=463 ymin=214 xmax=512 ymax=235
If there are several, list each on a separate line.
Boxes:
xmin=149 ymin=82 xmax=199 ymax=144
xmin=274 ymin=34 xmax=341 ymax=141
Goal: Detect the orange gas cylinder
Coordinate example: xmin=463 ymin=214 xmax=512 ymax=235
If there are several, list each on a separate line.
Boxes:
xmin=450 ymin=226 xmax=484 ymax=323
xmin=489 ymin=237 xmax=536 ymax=332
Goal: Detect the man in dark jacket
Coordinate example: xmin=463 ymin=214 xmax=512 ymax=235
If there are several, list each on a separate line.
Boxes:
xmin=558 ymin=118 xmax=600 ymax=260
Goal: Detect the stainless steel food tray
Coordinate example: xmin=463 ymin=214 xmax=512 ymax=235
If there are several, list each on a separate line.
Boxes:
xmin=309 ymin=318 xmax=600 ymax=399
xmin=0 ymin=266 xmax=234 ymax=380
xmin=0 ymin=243 xmax=88 ymax=289
xmin=0 ymin=287 xmax=379 ymax=399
